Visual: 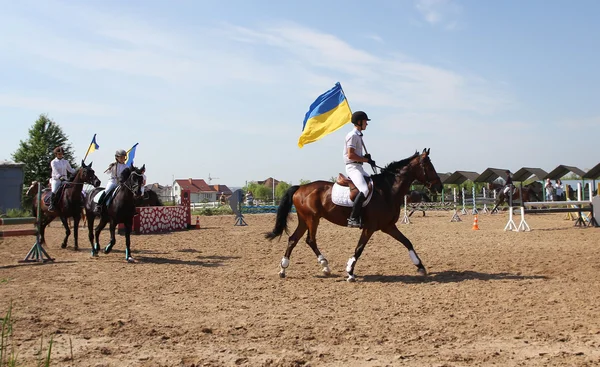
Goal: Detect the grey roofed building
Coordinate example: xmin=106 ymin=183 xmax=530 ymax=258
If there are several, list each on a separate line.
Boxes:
xmin=512 ymin=167 xmax=549 ymax=182
xmin=544 ymin=165 xmax=587 ymax=180
xmin=582 ymin=162 xmax=600 ymax=179
xmin=474 ymin=168 xmax=512 ymax=183
xmin=444 ymin=171 xmax=480 ymax=185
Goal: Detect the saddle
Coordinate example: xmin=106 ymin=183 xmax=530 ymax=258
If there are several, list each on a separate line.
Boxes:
xmin=336 ymin=173 xmax=373 ymax=202
xmin=43 ymin=184 xmax=67 ymax=207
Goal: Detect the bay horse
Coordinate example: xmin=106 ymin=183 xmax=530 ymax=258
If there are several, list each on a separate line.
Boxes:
xmin=491 ymin=181 xmax=543 ymax=213
xmin=84 ymin=165 xmax=145 ymax=262
xmin=135 ymin=189 xmax=163 ymax=207
xmin=27 ymin=161 xmax=101 ymax=250
xmin=265 ymin=148 xmax=443 ymax=281
xmin=406 ymin=189 xmax=432 ymax=217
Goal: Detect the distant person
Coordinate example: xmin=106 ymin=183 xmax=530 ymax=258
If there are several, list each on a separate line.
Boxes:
xmin=545 ymin=178 xmax=554 ymax=201
xmin=554 ymin=179 xmax=564 ymax=201
xmin=140 ymin=166 xmax=147 ymax=196
xmin=246 ymin=191 xmax=254 ymax=206
xmin=220 ymin=192 xmax=226 ymax=205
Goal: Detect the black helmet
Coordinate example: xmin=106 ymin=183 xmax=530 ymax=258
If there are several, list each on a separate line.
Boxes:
xmin=351 ymin=111 xmax=370 ymax=125
xmin=53 ymin=146 xmax=64 ymax=155
xmin=115 ymin=149 xmax=127 ymax=157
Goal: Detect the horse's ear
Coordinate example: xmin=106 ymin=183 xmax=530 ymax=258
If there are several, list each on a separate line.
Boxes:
xmin=140 ymin=164 xmax=145 ymax=171
xmin=88 ymin=161 xmax=93 ymax=168
xmin=81 ymin=160 xmax=86 ymax=168
xmin=426 ymin=148 xmax=430 ymax=155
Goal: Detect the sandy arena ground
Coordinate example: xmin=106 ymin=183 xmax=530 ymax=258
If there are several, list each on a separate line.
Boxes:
xmin=1 ymin=211 xmax=600 ymax=367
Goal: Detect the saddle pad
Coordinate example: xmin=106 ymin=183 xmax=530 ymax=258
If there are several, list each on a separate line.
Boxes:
xmin=92 ymin=190 xmax=106 ymax=204
xmin=331 ymin=183 xmax=374 ymax=208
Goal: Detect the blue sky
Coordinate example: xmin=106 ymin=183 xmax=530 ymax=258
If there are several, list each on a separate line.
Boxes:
xmin=1 ymin=0 xmax=598 ymax=187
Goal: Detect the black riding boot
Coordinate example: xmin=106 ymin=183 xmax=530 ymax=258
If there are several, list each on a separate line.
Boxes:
xmin=94 ymin=192 xmax=106 ymax=215
xmin=347 ymin=192 xmax=366 ymax=228
xmin=48 ymin=193 xmax=56 ymax=212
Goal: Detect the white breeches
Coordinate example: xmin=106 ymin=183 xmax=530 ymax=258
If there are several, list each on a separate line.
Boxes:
xmin=50 ymin=179 xmax=62 ymax=193
xmin=105 ymin=179 xmax=118 ymax=193
xmin=345 ymin=164 xmax=369 ymax=196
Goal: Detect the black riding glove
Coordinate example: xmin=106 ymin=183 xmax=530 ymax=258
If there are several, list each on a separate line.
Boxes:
xmin=364 ymin=154 xmax=375 ymax=166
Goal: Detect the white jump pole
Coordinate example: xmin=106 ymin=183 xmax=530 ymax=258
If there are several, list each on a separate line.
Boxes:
xmin=577 ymin=183 xmax=582 ymax=202
xmin=461 ymin=187 xmax=467 ymax=215
xmin=517 ymin=207 xmax=531 ymax=232
xmin=482 ymin=187 xmax=489 ymax=214
xmin=400 ymin=195 xmax=411 ymax=224
xmin=471 ymin=186 xmax=478 ymax=215
xmin=504 ymin=206 xmax=518 ymax=231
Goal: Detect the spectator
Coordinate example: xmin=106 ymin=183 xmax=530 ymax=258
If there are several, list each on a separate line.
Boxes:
xmin=545 ymin=178 xmax=554 ymax=201
xmin=246 ymin=190 xmax=254 ymax=206
xmin=554 ymin=179 xmax=564 ymax=201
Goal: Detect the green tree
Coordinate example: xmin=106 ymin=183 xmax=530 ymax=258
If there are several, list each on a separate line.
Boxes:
xmin=12 ymin=114 xmax=78 ymax=188
xmin=299 ymin=179 xmax=311 ymax=185
xmin=244 ymin=181 xmax=271 ymax=202
xmin=275 ymin=181 xmax=291 ymax=199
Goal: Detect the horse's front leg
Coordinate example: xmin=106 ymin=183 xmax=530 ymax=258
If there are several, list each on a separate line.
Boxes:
xmin=59 ymin=216 xmax=71 ymax=249
xmin=72 ymin=214 xmax=81 ymax=251
xmin=346 ymin=228 xmax=375 ymax=282
xmin=123 ymin=219 xmax=135 ymax=263
xmin=103 ymin=220 xmax=117 ymax=255
xmin=382 ymin=224 xmax=426 ymax=276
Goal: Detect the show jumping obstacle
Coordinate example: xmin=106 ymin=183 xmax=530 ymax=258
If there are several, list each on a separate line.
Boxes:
xmin=0 ymin=184 xmax=54 ymax=263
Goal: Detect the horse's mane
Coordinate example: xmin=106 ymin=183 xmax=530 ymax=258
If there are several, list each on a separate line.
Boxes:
xmin=371 ymin=152 xmax=419 ymax=180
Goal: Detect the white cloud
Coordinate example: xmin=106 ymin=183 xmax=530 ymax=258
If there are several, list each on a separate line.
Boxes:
xmin=415 ymin=0 xmax=462 ymax=29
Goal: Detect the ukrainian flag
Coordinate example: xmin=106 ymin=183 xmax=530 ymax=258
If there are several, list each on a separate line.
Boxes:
xmin=125 ymin=143 xmax=138 ymax=167
xmin=298 ymin=82 xmax=352 ymax=148
xmin=85 ymin=134 xmax=99 ymax=156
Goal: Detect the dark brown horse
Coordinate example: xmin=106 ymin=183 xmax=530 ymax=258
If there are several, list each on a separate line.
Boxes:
xmin=27 ymin=161 xmax=101 ymax=250
xmin=135 ymin=189 xmax=163 ymax=207
xmin=265 ymin=149 xmax=443 ymax=281
xmin=84 ymin=165 xmax=145 ymax=262
xmin=491 ymin=181 xmax=543 ymax=213
xmin=406 ymin=190 xmax=431 ymax=217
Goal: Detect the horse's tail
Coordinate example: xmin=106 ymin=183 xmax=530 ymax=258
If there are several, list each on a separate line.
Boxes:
xmin=265 ymin=185 xmax=300 ymax=241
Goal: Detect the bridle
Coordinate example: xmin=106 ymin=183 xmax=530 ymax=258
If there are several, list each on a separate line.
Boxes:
xmin=122 ymin=171 xmax=144 ymax=196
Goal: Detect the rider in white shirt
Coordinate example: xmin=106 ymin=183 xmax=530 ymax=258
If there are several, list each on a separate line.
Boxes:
xmin=48 ymin=146 xmax=75 ymax=212
xmin=94 ymin=149 xmax=127 ymax=214
xmin=344 ymin=111 xmax=376 ymax=228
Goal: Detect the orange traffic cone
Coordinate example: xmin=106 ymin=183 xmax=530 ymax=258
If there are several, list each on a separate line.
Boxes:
xmin=472 ymin=215 xmax=479 ymax=230
xmin=195 ymin=216 xmax=200 ymax=229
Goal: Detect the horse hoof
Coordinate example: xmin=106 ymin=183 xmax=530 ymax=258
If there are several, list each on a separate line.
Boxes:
xmin=417 ymin=268 xmax=427 ymax=276
xmin=347 ymin=275 xmax=356 ymax=282
xmin=126 ymin=257 xmax=136 ymax=263
xmin=104 ymin=246 xmax=112 ymax=254
xmin=73 ymin=246 xmax=79 ymax=252
xmin=322 ymin=267 xmax=331 ymax=276
xmin=91 ymin=251 xmax=98 ymax=257
xmin=61 ymin=243 xmax=67 ymax=249
xmin=278 ymin=272 xmax=286 ymax=279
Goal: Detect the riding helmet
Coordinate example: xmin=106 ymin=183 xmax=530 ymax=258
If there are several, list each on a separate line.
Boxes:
xmin=53 ymin=146 xmax=64 ymax=154
xmin=115 ymin=149 xmax=127 ymax=157
xmin=351 ymin=111 xmax=371 ymax=125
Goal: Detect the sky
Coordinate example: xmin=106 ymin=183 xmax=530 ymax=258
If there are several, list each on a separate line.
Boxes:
xmin=1 ymin=0 xmax=599 ymax=188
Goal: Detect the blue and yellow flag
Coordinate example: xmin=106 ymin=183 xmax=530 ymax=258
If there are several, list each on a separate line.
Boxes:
xmin=83 ymin=134 xmax=99 ymax=162
xmin=125 ymin=143 xmax=138 ymax=167
xmin=298 ymin=82 xmax=352 ymax=148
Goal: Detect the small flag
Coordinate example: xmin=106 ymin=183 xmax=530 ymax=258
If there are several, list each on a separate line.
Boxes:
xmin=298 ymin=82 xmax=352 ymax=148
xmin=84 ymin=134 xmax=99 ymax=159
xmin=125 ymin=143 xmax=138 ymax=167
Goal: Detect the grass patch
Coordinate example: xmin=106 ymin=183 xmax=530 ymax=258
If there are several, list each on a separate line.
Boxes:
xmin=192 ymin=206 xmax=234 ymax=216
xmin=0 ymin=209 xmax=31 ymax=218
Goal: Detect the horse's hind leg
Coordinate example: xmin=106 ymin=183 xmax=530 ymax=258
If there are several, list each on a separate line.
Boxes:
xmin=123 ymin=220 xmax=135 ymax=263
xmin=94 ymin=217 xmax=109 ymax=255
xmin=279 ymin=219 xmax=308 ymax=278
xmin=304 ymin=218 xmax=331 ymax=276
xmin=382 ymin=224 xmax=427 ymax=276
xmin=103 ymin=221 xmax=117 ymax=255
xmin=60 ymin=216 xmax=71 ymax=249
xmin=73 ymin=215 xmax=80 ymax=251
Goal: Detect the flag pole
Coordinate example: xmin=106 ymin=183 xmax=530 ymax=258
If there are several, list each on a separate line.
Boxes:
xmin=82 ymin=134 xmax=96 ymax=163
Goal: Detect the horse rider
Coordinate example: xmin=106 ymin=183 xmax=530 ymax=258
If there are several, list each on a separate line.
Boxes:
xmin=94 ymin=149 xmax=128 ymax=215
xmin=49 ymin=146 xmax=75 ymax=212
xmin=344 ymin=111 xmax=376 ymax=228
xmin=503 ymin=170 xmax=513 ymax=195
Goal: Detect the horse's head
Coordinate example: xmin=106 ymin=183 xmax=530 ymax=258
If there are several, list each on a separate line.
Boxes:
xmin=408 ymin=148 xmax=443 ymax=193
xmin=25 ymin=181 xmax=39 ymax=197
xmin=79 ymin=160 xmax=101 ymax=187
xmin=122 ymin=164 xmax=145 ymax=199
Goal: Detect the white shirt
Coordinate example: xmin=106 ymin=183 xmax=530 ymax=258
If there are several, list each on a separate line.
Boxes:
xmin=105 ymin=162 xmax=128 ymax=182
xmin=51 ymin=158 xmax=75 ymax=180
xmin=343 ymin=128 xmax=364 ymax=165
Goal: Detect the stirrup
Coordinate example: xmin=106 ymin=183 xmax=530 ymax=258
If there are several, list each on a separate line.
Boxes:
xmin=347 ymin=217 xmax=361 ymax=228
